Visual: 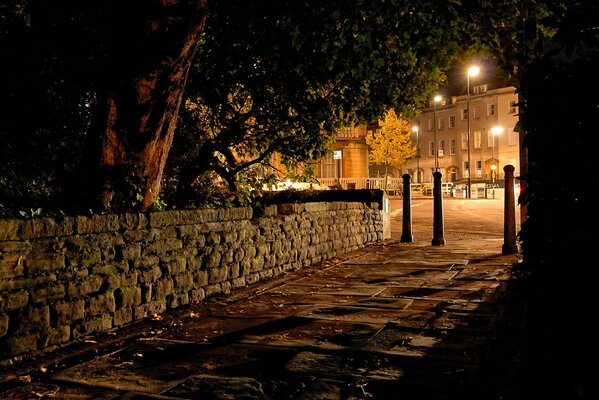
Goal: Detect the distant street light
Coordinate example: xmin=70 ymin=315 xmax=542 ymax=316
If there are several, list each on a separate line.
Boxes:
xmin=412 ymin=125 xmax=420 ymax=183
xmin=466 ymin=65 xmax=480 ymax=198
xmin=491 ymin=125 xmax=503 ymax=199
xmin=433 ymin=95 xmax=442 ymax=172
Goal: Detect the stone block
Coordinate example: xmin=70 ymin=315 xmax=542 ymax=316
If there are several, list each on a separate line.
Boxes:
xmin=74 ymin=315 xmax=113 ymax=337
xmin=193 ymin=270 xmax=208 ymax=287
xmin=119 ymin=213 xmax=148 ymax=231
xmin=90 ymin=261 xmax=129 ymax=276
xmin=113 ymin=307 xmax=133 ymax=326
xmin=18 ymin=217 xmax=75 ymax=239
xmin=4 ymin=333 xmax=38 ymax=356
xmin=138 ymin=265 xmax=162 ymax=283
xmin=117 ymin=243 xmax=142 ymax=260
xmin=133 ymin=301 xmax=166 ymax=320
xmin=76 ymin=214 xmax=120 ymax=234
xmin=153 ymin=278 xmax=174 ymax=300
xmin=0 ymin=219 xmax=22 ymax=241
xmin=168 ymin=292 xmax=189 ymax=308
xmin=231 ymin=277 xmax=246 ymax=289
xmin=165 ymin=257 xmax=187 ymax=275
xmin=0 ymin=274 xmax=57 ymax=293
xmin=0 ymin=313 xmax=8 ymax=337
xmin=30 ymin=283 xmax=66 ymax=303
xmin=174 ymin=272 xmax=193 ymax=291
xmin=143 ymin=239 xmax=183 ymax=255
xmin=67 ymin=275 xmax=103 ymax=297
xmin=41 ymin=325 xmax=71 ymax=346
xmin=114 ymin=287 xmax=142 ymax=308
xmin=88 ymin=292 xmax=116 ymax=315
xmin=0 ymin=290 xmax=29 ymax=313
xmin=204 ymin=283 xmax=222 ymax=297
xmin=189 ymin=288 xmax=206 ymax=303
xmin=15 ymin=305 xmax=50 ymax=334
xmin=54 ymin=300 xmax=86 ymax=324
xmin=209 ymin=267 xmax=228 ymax=284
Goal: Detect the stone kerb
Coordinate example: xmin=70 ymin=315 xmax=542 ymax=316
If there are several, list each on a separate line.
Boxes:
xmin=0 ymin=200 xmax=383 ymax=361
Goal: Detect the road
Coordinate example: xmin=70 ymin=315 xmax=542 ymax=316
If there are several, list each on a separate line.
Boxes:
xmin=389 ymin=196 xmax=521 ymax=242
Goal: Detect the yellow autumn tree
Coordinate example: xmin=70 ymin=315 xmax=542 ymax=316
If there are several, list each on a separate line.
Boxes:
xmin=366 ymin=109 xmax=416 ymax=192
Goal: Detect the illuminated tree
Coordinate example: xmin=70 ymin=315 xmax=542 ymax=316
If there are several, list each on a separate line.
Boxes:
xmin=365 ymin=109 xmax=415 ymax=192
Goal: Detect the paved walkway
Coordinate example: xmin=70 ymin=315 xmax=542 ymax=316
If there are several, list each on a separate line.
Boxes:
xmin=0 ymin=238 xmax=521 ymax=400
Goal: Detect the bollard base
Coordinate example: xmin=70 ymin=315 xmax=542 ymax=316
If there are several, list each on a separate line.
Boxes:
xmin=502 ymin=244 xmax=518 ymax=255
xmin=432 ymin=238 xmax=446 ymax=246
xmin=400 ymin=234 xmax=414 ymax=243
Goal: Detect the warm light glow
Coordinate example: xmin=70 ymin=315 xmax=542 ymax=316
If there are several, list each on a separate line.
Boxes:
xmin=491 ymin=164 xmax=497 ymax=170
xmin=491 ymin=126 xmax=504 ymax=135
xmin=434 ymin=95 xmax=442 ymax=103
xmin=468 ymin=66 xmax=480 ymax=77
xmin=412 ymin=126 xmax=419 ymax=132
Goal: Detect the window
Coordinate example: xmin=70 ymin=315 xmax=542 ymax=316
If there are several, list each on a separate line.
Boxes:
xmin=474 ymin=131 xmax=482 ymax=149
xmin=438 ymin=118 xmax=445 ymax=130
xmin=509 ymin=100 xmax=518 ymax=114
xmin=449 ymin=115 xmax=456 ymax=128
xmin=450 ymin=139 xmax=456 ymax=155
xmin=487 ymin=129 xmax=494 ymax=148
xmin=473 ymin=84 xmax=487 ymax=95
xmin=472 ymin=105 xmax=480 ymax=119
xmin=439 ymin=140 xmax=446 ymax=156
xmin=475 ymin=160 xmax=482 ymax=178
xmin=320 ymin=155 xmax=335 ymax=178
xmin=428 ymin=118 xmax=434 ymax=130
xmin=461 ymin=132 xmax=468 ymax=150
xmin=463 ymin=161 xmax=470 ymax=178
xmin=429 ymin=141 xmax=435 ymax=157
xmin=508 ymin=127 xmax=518 ymax=146
xmin=461 ymin=108 xmax=468 ymax=120
xmin=487 ymin=104 xmax=496 ymax=116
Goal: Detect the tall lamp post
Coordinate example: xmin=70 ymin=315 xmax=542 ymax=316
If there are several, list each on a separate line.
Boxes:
xmin=491 ymin=125 xmax=503 ymax=199
xmin=412 ymin=126 xmax=420 ymax=183
xmin=433 ymin=95 xmax=442 ymax=172
xmin=466 ymin=66 xmax=480 ymax=198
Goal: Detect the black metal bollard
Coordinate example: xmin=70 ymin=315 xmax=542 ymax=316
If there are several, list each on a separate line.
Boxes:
xmin=502 ymin=165 xmax=518 ymax=254
xmin=400 ymin=174 xmax=414 ymax=243
xmin=432 ymin=171 xmax=446 ymax=246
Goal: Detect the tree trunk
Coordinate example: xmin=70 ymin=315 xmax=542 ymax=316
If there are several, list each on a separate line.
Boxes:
xmin=93 ymin=0 xmax=208 ymax=212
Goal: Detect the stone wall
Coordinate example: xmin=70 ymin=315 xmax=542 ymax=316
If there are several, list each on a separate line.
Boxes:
xmin=0 ymin=199 xmax=385 ymax=360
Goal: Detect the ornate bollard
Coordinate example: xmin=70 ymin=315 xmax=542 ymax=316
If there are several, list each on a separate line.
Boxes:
xmin=400 ymin=174 xmax=414 ymax=243
xmin=432 ymin=171 xmax=446 ymax=246
xmin=503 ymin=165 xmax=518 ymax=254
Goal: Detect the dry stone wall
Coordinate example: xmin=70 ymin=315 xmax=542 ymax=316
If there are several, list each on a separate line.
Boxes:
xmin=0 ymin=200 xmax=384 ymax=360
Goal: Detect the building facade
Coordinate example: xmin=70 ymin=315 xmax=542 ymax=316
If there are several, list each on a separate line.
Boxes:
xmin=315 ymin=85 xmax=520 ymax=194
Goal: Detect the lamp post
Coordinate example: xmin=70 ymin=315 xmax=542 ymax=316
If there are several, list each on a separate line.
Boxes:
xmin=433 ymin=95 xmax=442 ymax=172
xmin=491 ymin=125 xmax=503 ymax=199
xmin=466 ymin=65 xmax=480 ymax=198
xmin=412 ymin=126 xmax=420 ymax=183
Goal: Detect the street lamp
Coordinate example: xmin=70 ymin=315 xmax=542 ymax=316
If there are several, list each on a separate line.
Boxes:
xmin=433 ymin=95 xmax=442 ymax=172
xmin=412 ymin=125 xmax=420 ymax=183
xmin=466 ymin=65 xmax=480 ymax=198
xmin=491 ymin=125 xmax=503 ymax=198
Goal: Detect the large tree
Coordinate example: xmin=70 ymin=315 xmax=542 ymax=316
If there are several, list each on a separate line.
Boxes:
xmin=164 ymin=0 xmax=460 ymax=207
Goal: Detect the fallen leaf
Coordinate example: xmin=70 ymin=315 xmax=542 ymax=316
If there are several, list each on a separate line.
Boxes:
xmin=133 ymin=352 xmax=143 ymax=358
xmin=152 ymin=314 xmax=163 ymax=321
xmin=18 ymin=375 xmax=31 ymax=383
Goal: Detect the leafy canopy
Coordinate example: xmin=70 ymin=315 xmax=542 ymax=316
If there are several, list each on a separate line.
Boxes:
xmin=366 ymin=109 xmax=415 ymax=169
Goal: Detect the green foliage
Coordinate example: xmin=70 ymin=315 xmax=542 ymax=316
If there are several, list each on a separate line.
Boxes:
xmin=165 ymin=0 xmax=464 ymax=208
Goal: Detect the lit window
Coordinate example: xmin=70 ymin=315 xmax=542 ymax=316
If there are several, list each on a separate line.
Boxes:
xmin=449 ymin=115 xmax=456 ymax=128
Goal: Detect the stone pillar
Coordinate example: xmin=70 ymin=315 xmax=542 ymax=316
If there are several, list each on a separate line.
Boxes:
xmin=400 ymin=174 xmax=413 ymax=243
xmin=432 ymin=171 xmax=446 ymax=246
xmin=382 ymin=191 xmax=391 ymax=239
xmin=503 ymin=165 xmax=518 ymax=254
